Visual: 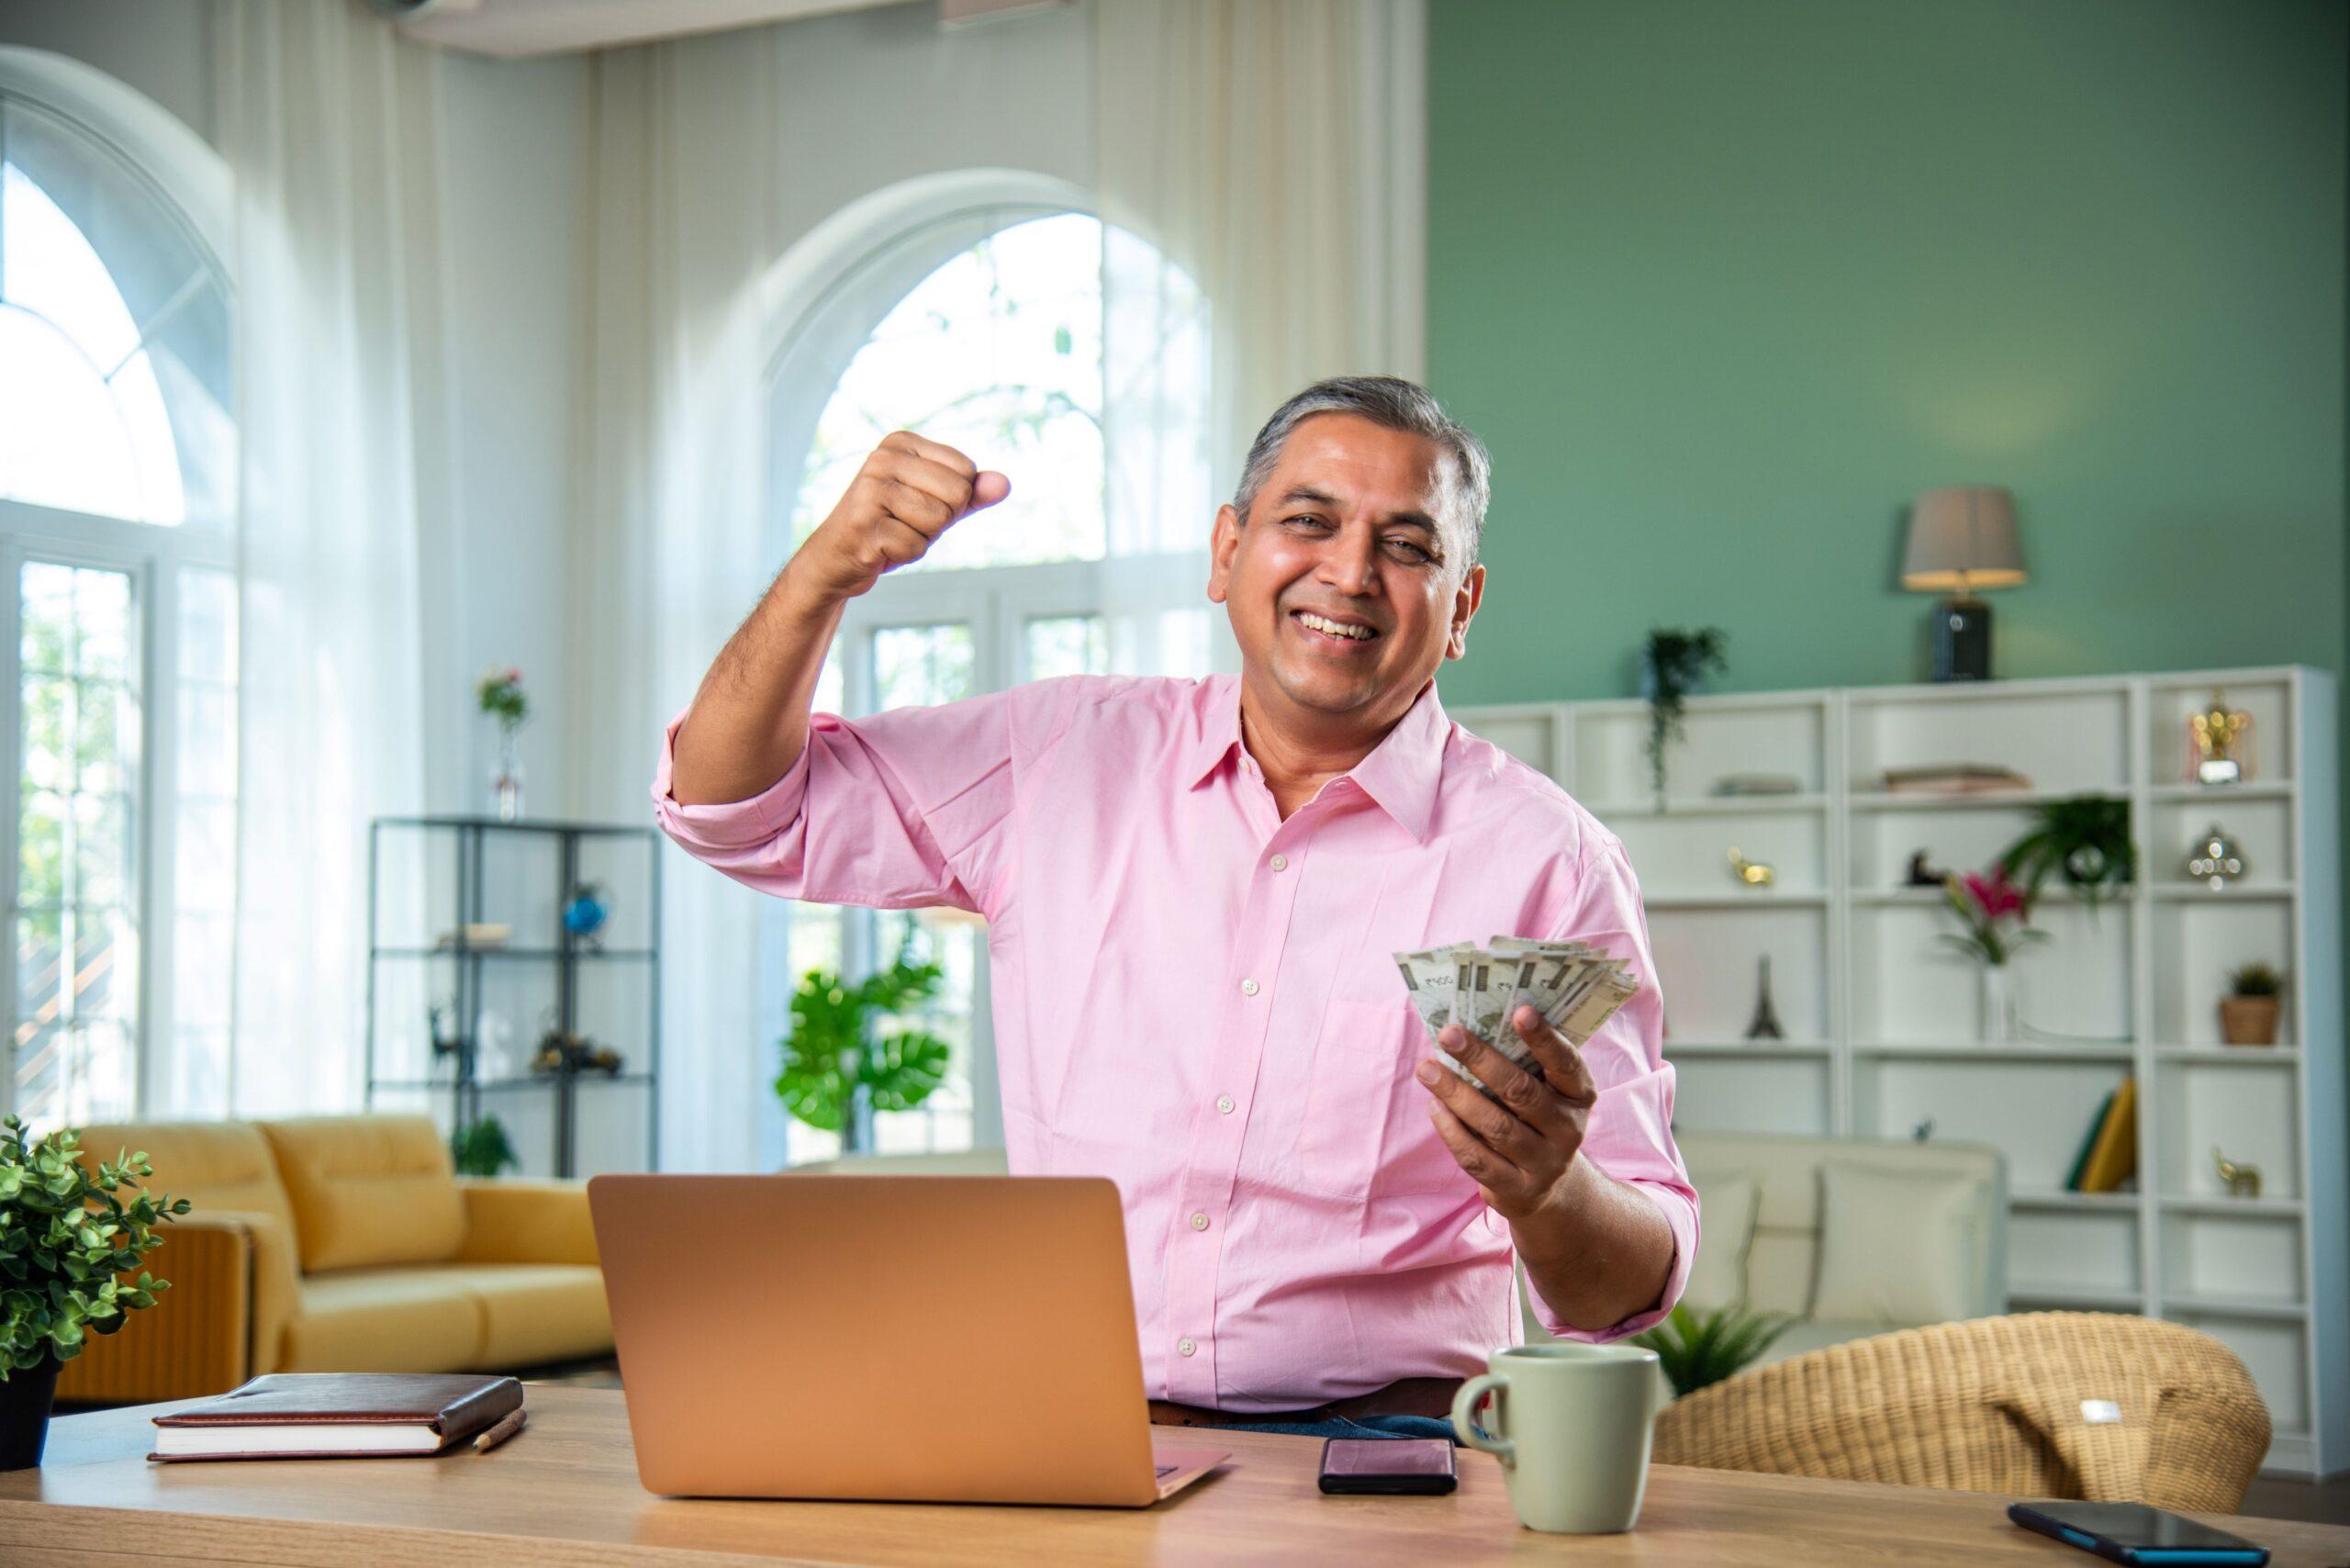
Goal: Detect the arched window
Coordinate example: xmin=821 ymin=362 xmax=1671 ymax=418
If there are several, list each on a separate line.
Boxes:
xmin=758 ymin=176 xmax=1206 ymax=1160
xmin=0 ymin=50 xmax=236 ymax=1129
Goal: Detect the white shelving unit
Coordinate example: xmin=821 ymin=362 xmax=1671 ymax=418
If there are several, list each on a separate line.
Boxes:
xmin=1457 ymin=666 xmax=2345 ymax=1477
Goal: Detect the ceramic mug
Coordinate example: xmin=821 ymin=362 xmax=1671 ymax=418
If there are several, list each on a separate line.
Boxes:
xmin=1450 ymin=1342 xmax=1660 ymax=1533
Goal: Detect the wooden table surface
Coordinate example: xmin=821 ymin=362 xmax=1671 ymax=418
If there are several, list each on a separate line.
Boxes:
xmin=4 ymin=1387 xmax=2344 ymax=1568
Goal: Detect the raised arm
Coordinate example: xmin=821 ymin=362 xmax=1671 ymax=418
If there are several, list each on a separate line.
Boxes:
xmin=666 ymin=430 xmax=1010 ymax=806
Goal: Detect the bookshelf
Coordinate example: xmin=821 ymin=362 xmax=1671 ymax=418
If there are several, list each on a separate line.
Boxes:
xmin=1456 ymin=666 xmax=2344 ymax=1477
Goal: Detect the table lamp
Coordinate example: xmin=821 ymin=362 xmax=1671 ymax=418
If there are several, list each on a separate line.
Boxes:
xmin=1902 ymin=485 xmax=2025 ymax=681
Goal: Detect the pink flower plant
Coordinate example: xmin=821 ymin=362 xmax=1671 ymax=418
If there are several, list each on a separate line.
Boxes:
xmin=1940 ymin=868 xmax=2046 ymax=967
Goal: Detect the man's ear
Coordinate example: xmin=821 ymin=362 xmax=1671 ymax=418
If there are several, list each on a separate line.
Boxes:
xmin=1445 ymin=562 xmax=1485 ymax=661
xmin=1206 ymin=503 xmax=1242 ymax=604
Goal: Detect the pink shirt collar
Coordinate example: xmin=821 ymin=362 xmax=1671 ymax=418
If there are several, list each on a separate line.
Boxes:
xmin=1181 ymin=673 xmax=1449 ymax=844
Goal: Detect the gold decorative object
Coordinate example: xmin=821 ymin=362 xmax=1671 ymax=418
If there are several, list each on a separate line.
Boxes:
xmin=2184 ymin=824 xmax=2245 ymax=890
xmin=1727 ymin=848 xmax=1776 ymax=889
xmin=2187 ymin=690 xmax=2253 ymax=785
xmin=2212 ymin=1147 xmax=2262 ymax=1199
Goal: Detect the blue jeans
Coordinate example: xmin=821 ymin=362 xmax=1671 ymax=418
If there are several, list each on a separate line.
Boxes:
xmin=1208 ymin=1414 xmax=1457 ymax=1442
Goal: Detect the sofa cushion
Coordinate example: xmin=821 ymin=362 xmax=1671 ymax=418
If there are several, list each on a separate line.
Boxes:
xmin=1684 ymin=1170 xmax=1759 ymax=1311
xmin=74 ymin=1120 xmax=300 ymax=1241
xmin=281 ymin=1269 xmax=484 ymax=1373
xmin=260 ymin=1115 xmax=465 ymax=1273
xmin=437 ymin=1263 xmax=611 ymax=1367
xmin=1810 ymin=1160 xmax=1986 ymax=1327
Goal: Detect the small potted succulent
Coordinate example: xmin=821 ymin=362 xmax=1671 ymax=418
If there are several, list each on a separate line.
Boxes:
xmin=0 ymin=1117 xmax=189 ymax=1467
xmin=2221 ymin=963 xmax=2284 ymax=1047
xmin=1632 ymin=1301 xmax=1796 ymax=1399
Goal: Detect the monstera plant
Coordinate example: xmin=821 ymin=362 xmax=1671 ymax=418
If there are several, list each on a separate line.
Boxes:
xmin=0 ymin=1116 xmax=189 ymax=1466
xmin=778 ymin=958 xmax=951 ymax=1154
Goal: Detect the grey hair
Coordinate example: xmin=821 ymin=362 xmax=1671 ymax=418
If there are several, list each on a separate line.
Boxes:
xmin=1230 ymin=375 xmax=1493 ymax=572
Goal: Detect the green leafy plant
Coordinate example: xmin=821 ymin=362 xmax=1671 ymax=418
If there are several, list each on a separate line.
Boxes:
xmin=778 ymin=958 xmax=951 ymax=1149
xmin=449 ymin=1115 xmax=520 ymax=1178
xmin=1641 ymin=627 xmax=1728 ymax=805
xmin=475 ymin=666 xmax=529 ymax=734
xmin=1998 ymin=794 xmax=2135 ymax=911
xmin=2228 ymin=962 xmax=2284 ymax=998
xmin=0 ymin=1116 xmax=189 ymax=1376
xmin=1632 ymin=1301 xmax=1796 ymax=1399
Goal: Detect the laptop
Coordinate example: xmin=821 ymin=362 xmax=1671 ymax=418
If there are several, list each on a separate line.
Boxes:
xmin=588 ymin=1173 xmax=1227 ymax=1506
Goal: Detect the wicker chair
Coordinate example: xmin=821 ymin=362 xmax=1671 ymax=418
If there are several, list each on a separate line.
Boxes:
xmin=1652 ymin=1312 xmax=2270 ymax=1511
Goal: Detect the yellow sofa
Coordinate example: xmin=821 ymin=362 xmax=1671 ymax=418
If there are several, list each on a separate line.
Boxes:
xmin=59 ymin=1114 xmax=610 ymax=1405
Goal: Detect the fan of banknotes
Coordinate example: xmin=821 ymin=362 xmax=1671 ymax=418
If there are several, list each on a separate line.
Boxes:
xmin=1393 ymin=939 xmax=1641 ymax=1093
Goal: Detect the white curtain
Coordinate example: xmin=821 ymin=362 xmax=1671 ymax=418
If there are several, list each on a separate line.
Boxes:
xmin=1091 ymin=0 xmax=1427 ymax=673
xmin=564 ymin=33 xmax=786 ymax=1172
xmin=212 ymin=0 xmax=445 ymax=1114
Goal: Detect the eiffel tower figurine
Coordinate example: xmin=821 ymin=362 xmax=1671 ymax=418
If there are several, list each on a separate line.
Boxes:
xmin=1744 ymin=956 xmax=1786 ymax=1041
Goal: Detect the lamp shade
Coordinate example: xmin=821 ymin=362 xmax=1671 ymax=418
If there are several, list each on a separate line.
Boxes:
xmin=1901 ymin=486 xmax=2025 ymax=593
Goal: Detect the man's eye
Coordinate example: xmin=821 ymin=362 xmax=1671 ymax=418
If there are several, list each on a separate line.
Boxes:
xmin=1284 ymin=513 xmax=1332 ymax=530
xmin=1384 ymin=538 xmax=1435 ymax=563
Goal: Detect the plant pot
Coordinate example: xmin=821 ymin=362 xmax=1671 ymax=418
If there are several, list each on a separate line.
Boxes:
xmin=0 ymin=1355 xmax=62 ymax=1470
xmin=2219 ymin=995 xmax=2279 ymax=1047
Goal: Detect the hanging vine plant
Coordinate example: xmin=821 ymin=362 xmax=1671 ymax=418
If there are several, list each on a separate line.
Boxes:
xmin=1998 ymin=793 xmax=2135 ymax=912
xmin=1641 ymin=627 xmax=1728 ymax=806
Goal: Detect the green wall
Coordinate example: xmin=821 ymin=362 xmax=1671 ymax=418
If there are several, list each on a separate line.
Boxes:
xmin=1429 ymin=0 xmax=2346 ymax=706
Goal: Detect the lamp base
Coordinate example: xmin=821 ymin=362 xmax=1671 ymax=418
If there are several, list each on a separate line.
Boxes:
xmin=1931 ymin=596 xmax=1992 ymax=681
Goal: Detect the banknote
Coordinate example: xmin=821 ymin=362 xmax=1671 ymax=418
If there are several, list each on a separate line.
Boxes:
xmin=1393 ymin=936 xmax=1640 ymax=1099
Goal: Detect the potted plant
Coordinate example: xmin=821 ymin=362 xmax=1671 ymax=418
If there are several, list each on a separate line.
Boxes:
xmin=1639 ymin=627 xmax=1728 ymax=807
xmin=1631 ymin=1302 xmax=1795 ymax=1399
xmin=1938 ymin=868 xmax=2047 ymax=1042
xmin=449 ymin=1115 xmax=520 ymax=1178
xmin=778 ymin=958 xmax=951 ymax=1155
xmin=1998 ymin=794 xmax=2136 ymax=912
xmin=476 ymin=666 xmax=530 ymax=821
xmin=0 ymin=1117 xmax=189 ymax=1467
xmin=2221 ymin=963 xmax=2284 ymax=1047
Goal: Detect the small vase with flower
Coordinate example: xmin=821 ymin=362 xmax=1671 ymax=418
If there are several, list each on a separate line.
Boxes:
xmin=476 ymin=666 xmax=530 ymax=822
xmin=1938 ymin=868 xmax=2047 ymax=1042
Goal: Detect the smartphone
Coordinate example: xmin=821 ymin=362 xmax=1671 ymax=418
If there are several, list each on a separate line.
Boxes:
xmin=1316 ymin=1437 xmax=1458 ymax=1495
xmin=2008 ymin=1501 xmax=2270 ymax=1565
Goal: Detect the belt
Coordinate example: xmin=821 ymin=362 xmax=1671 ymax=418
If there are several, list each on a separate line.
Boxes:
xmin=1147 ymin=1375 xmax=1462 ymax=1428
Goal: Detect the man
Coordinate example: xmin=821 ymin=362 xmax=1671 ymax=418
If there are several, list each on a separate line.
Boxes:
xmin=655 ymin=375 xmax=1694 ymax=1437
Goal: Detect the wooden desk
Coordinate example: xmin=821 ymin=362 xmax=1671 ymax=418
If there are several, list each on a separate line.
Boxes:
xmin=4 ymin=1388 xmax=2344 ymax=1567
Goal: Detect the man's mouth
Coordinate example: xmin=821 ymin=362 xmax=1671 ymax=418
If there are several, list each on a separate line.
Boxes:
xmin=1290 ymin=609 xmax=1381 ymax=645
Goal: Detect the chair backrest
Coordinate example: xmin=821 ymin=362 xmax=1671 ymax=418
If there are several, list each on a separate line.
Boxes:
xmin=257 ymin=1115 xmax=465 ymax=1273
xmin=1676 ymin=1129 xmax=2007 ymax=1320
xmin=1652 ymin=1312 xmax=2272 ymax=1512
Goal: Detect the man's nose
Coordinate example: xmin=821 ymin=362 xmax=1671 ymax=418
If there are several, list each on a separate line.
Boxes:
xmin=1316 ymin=523 xmax=1381 ymax=596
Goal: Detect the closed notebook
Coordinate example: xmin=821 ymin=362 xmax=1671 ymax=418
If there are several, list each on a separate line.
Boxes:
xmin=150 ymin=1373 xmax=523 ymax=1462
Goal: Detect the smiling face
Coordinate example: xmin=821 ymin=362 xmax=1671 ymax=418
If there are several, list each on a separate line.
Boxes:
xmin=1207 ymin=412 xmax=1484 ymax=744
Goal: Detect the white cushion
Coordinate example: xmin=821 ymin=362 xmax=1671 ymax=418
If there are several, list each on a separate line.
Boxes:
xmin=1683 ymin=1170 xmax=1758 ymax=1311
xmin=1809 ymin=1159 xmax=1985 ymax=1327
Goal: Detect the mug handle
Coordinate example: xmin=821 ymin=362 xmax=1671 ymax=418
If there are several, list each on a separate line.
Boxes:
xmin=1450 ymin=1372 xmax=1515 ymax=1465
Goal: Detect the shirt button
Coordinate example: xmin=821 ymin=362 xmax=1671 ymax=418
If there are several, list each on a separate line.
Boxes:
xmin=1177 ymin=1337 xmax=1197 ymax=1357
xmin=1239 ymin=978 xmax=1259 ymax=996
xmin=1269 ymin=853 xmax=1288 ymax=871
xmin=1215 ymin=1094 xmax=1236 ymax=1114
xmin=1190 ymin=1212 xmax=1210 ymax=1231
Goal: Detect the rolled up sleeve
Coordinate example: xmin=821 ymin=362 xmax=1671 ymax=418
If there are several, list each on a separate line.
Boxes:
xmin=1524 ymin=836 xmax=1699 ymax=1343
xmin=650 ymin=689 xmax=1026 ymax=918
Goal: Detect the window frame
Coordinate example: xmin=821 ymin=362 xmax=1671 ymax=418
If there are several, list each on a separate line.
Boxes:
xmin=0 ymin=50 xmax=235 ymax=1125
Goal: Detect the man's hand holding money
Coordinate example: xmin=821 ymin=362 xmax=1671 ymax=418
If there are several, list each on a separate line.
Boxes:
xmin=1416 ymin=1005 xmax=1598 ymax=1223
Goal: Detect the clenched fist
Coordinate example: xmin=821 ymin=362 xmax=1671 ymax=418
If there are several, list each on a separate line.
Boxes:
xmin=797 ymin=431 xmax=1011 ymax=599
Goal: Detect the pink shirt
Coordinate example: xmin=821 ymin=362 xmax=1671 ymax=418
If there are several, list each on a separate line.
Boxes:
xmin=652 ymin=673 xmax=1695 ymax=1412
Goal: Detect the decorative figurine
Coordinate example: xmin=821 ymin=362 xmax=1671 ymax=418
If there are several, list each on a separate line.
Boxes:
xmin=428 ymin=1002 xmax=463 ymax=1064
xmin=2212 ymin=1146 xmax=2263 ymax=1199
xmin=1743 ymin=956 xmax=1785 ymax=1041
xmin=564 ymin=881 xmax=611 ymax=946
xmin=2188 ymin=690 xmax=2253 ymax=785
xmin=1905 ymin=849 xmax=1953 ymax=887
xmin=2185 ymin=824 xmax=2245 ymax=890
xmin=1911 ymin=1117 xmax=1936 ymax=1143
xmin=1727 ymin=847 xmax=1776 ymax=889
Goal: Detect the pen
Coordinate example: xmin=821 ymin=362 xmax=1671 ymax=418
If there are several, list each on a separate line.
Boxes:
xmin=474 ymin=1408 xmax=527 ymax=1453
